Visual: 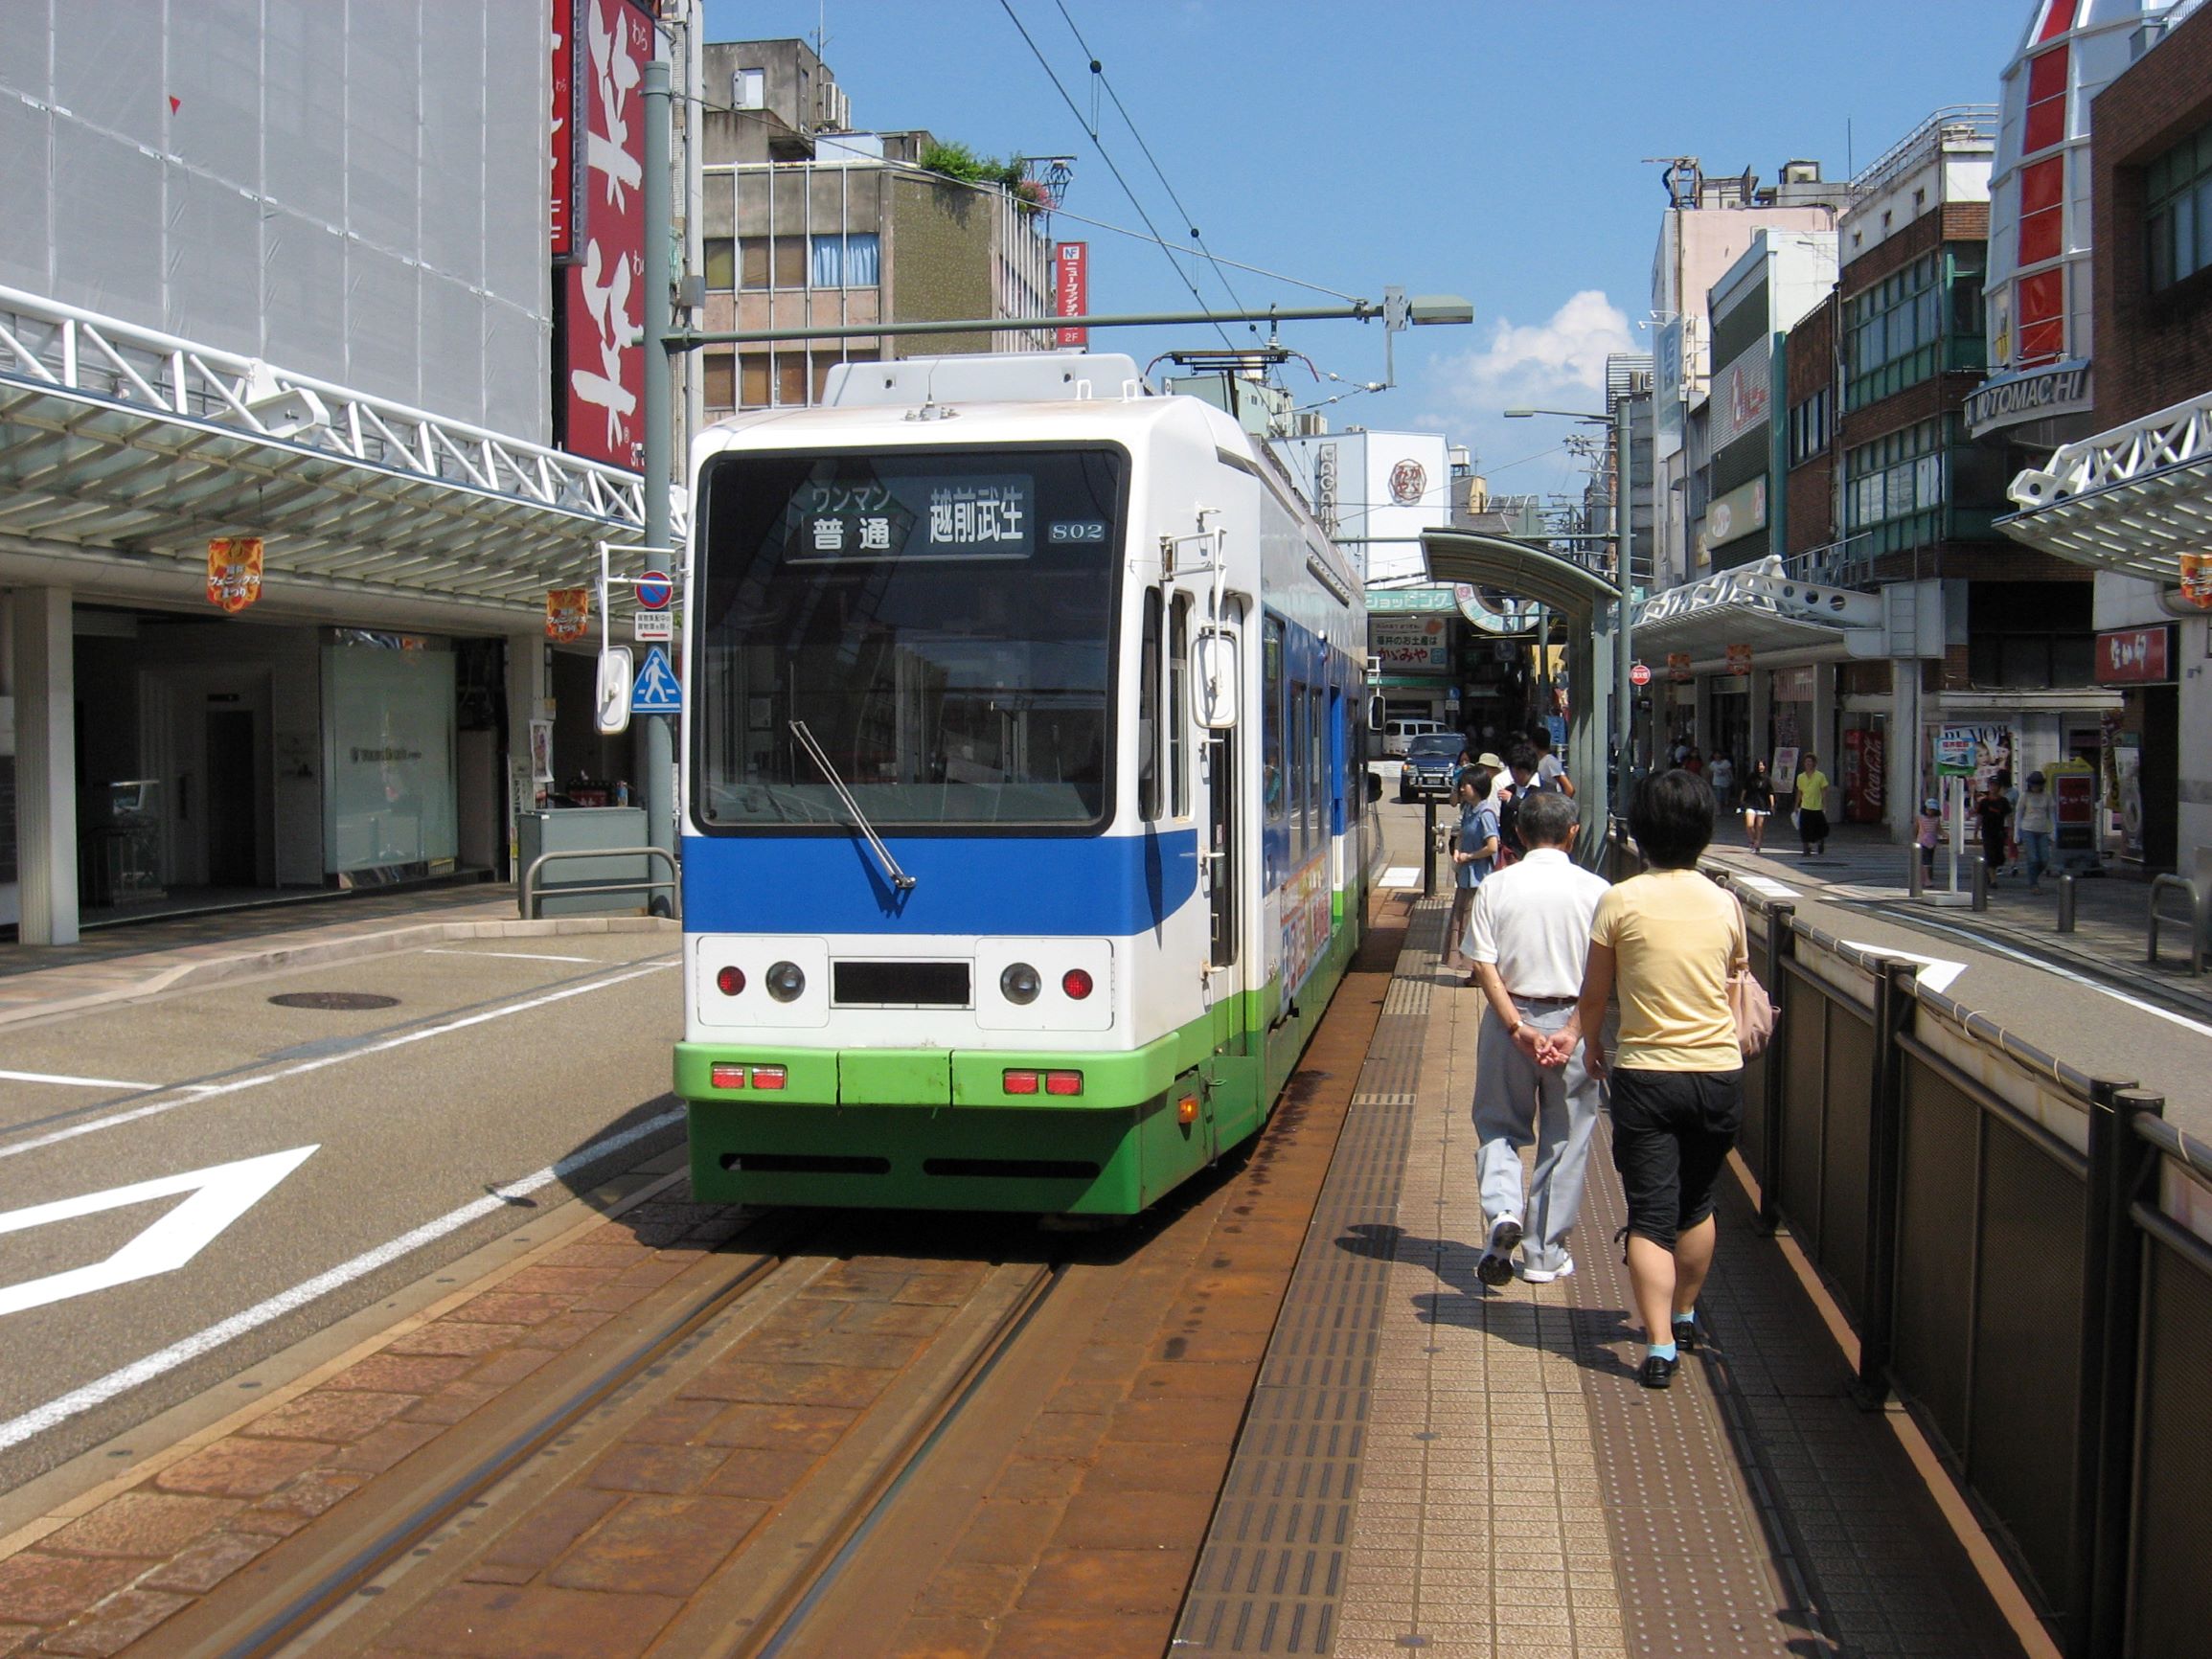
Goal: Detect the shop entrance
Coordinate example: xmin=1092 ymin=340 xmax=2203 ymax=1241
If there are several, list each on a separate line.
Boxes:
xmin=204 ymin=708 xmax=261 ymax=886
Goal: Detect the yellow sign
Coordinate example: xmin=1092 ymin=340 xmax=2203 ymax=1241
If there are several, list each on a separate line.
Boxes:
xmin=546 ymin=587 xmax=590 ymax=642
xmin=2179 ymin=554 xmax=2212 ymax=610
xmin=205 ymin=537 xmax=263 ymax=612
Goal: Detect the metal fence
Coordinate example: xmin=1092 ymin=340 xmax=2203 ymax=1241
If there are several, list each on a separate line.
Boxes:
xmin=1712 ymin=869 xmax=2212 ymax=1659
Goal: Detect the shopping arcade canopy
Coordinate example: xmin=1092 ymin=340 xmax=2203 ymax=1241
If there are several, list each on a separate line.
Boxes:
xmin=1997 ymin=390 xmax=2212 ymax=583
xmin=0 ymin=284 xmax=657 ymax=614
xmin=1631 ymin=555 xmax=1886 ymax=664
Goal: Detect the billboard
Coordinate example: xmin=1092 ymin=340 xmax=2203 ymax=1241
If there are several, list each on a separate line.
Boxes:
xmin=559 ymin=0 xmax=651 ymax=470
xmin=1653 ymin=318 xmax=1685 ymax=456
xmin=1056 ymin=242 xmax=1088 ymax=347
xmin=550 ymin=0 xmax=585 ymax=263
xmin=1708 ymin=339 xmax=1772 ymax=451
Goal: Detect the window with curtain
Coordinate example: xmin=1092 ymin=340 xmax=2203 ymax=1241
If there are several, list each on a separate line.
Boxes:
xmin=703 ymin=239 xmax=735 ymax=291
xmin=808 ymin=233 xmax=881 ymax=288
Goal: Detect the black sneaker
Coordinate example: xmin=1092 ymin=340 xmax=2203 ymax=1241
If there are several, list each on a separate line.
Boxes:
xmin=1476 ymin=1217 xmax=1522 ymax=1287
xmin=1638 ymin=1352 xmax=1678 ymax=1390
xmin=1673 ymin=1313 xmax=1702 ymax=1353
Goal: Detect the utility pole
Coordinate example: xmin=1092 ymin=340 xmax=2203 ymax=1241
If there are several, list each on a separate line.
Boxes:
xmin=1613 ymin=390 xmax=1634 ymax=819
xmin=639 ymin=56 xmax=675 ymax=894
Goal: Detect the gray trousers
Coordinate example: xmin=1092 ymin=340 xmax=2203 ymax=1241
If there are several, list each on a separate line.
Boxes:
xmin=1473 ymin=998 xmax=1604 ymax=1273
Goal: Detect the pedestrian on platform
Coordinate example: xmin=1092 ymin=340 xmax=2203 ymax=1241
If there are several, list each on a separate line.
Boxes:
xmin=1442 ymin=768 xmax=1500 ymax=975
xmin=2018 ymin=771 xmax=2055 ymax=890
xmin=1793 ymin=752 xmax=1830 ymax=856
xmin=1914 ymin=799 xmax=1942 ymax=882
xmin=1552 ymin=770 xmax=1745 ymax=1390
xmin=1976 ymin=778 xmax=2013 ymax=877
xmin=1741 ymin=761 xmax=1774 ymax=854
xmin=1467 ymin=789 xmax=1610 ymax=1287
xmin=1529 ymin=726 xmax=1575 ymax=797
xmin=1497 ymin=744 xmax=1541 ymax=860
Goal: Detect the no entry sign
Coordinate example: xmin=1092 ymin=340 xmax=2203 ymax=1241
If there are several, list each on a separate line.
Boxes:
xmin=1629 ymin=662 xmax=1653 ymax=687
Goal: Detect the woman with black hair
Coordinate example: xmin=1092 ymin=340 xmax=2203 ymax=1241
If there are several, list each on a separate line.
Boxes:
xmin=1550 ymin=769 xmax=1745 ymax=1390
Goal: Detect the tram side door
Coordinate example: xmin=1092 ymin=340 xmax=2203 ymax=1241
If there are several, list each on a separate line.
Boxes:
xmin=1204 ymin=728 xmax=1238 ymax=1008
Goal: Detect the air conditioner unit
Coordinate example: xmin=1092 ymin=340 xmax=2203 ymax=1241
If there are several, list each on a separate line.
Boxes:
xmin=819 ymin=83 xmax=851 ymax=131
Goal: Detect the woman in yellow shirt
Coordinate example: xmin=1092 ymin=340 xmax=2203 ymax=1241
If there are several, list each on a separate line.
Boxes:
xmin=1793 ymin=752 xmax=1830 ymax=856
xmin=1552 ymin=769 xmax=1745 ymax=1390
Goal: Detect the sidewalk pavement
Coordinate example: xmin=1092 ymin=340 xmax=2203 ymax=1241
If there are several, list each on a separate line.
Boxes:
xmin=0 ymin=885 xmax=675 ymax=1028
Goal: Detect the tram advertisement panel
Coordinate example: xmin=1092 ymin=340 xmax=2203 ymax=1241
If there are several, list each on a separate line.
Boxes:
xmin=1278 ymin=852 xmax=1331 ymax=995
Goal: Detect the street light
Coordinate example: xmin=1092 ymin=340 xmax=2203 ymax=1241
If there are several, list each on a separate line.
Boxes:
xmin=1505 ymin=402 xmax=1637 ymax=823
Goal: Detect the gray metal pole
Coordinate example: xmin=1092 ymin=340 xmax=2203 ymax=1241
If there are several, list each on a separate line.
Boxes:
xmin=678 ymin=301 xmax=1391 ymax=348
xmin=642 ymin=57 xmax=675 ymax=905
xmin=1613 ymin=393 xmax=1634 ymax=820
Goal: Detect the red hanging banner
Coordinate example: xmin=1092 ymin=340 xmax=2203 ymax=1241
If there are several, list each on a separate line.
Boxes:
xmin=206 ymin=537 xmax=263 ymax=613
xmin=1056 ymin=242 xmax=1088 ymax=348
xmin=546 ymin=587 xmax=590 ymax=642
xmin=559 ymin=0 xmax=651 ymax=468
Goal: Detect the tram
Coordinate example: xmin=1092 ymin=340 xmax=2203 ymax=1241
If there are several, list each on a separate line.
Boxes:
xmin=673 ymin=352 xmax=1378 ymax=1215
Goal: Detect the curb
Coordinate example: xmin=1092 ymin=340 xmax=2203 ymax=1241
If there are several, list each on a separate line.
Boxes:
xmin=0 ymin=914 xmax=683 ymax=1029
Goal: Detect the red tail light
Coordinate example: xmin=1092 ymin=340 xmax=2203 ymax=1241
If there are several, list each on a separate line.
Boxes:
xmin=1044 ymin=1070 xmax=1083 ymax=1096
xmin=1061 ymin=968 xmax=1094 ymax=1000
xmin=1002 ymin=1069 xmax=1040 ymax=1095
xmin=750 ymin=1065 xmax=787 ymax=1091
xmin=716 ymin=966 xmax=745 ymax=997
xmin=710 ymin=1063 xmax=747 ymax=1090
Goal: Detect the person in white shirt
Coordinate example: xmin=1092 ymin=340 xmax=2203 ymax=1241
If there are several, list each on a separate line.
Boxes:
xmin=1465 ymin=789 xmax=1611 ymax=1284
xmin=1528 ymin=725 xmax=1575 ymax=798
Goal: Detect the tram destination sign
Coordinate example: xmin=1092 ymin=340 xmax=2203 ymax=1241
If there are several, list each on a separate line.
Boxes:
xmin=787 ymin=473 xmax=1036 ymax=563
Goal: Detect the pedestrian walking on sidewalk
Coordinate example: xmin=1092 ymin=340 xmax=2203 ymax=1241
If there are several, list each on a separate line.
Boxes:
xmin=1467 ymin=790 xmax=1611 ymax=1287
xmin=1708 ymin=752 xmax=1735 ymax=809
xmin=1553 ymin=770 xmax=1745 ymax=1390
xmin=1442 ymin=768 xmax=1501 ymax=976
xmin=1741 ymin=762 xmax=1774 ymax=854
xmin=1793 ymin=753 xmax=1830 ymax=856
xmin=1976 ymin=778 xmax=2013 ymax=877
xmin=2017 ymin=771 xmax=2055 ymax=889
xmin=1914 ymin=799 xmax=1942 ymax=881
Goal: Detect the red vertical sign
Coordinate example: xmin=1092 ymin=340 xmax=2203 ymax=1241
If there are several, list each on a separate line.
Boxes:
xmin=1056 ymin=241 xmax=1087 ymax=348
xmin=549 ymin=0 xmax=584 ymax=262
xmin=560 ymin=0 xmax=650 ymax=470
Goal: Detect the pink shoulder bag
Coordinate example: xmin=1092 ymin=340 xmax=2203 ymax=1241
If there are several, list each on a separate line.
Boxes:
xmin=1725 ymin=897 xmax=1775 ymax=1057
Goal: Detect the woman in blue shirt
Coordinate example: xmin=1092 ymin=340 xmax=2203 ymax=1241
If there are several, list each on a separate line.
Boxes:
xmin=1449 ymin=767 xmax=1501 ymax=984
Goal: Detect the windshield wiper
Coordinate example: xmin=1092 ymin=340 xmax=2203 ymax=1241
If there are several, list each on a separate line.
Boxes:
xmin=789 ymin=720 xmax=917 ymax=892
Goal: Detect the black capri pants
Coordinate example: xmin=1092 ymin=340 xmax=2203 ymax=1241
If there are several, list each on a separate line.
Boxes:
xmin=1609 ymin=1067 xmax=1745 ymax=1249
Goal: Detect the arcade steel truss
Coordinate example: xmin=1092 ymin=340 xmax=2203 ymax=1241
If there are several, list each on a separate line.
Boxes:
xmin=0 ymin=284 xmax=670 ymax=614
xmin=2001 ymin=389 xmax=2212 ymax=583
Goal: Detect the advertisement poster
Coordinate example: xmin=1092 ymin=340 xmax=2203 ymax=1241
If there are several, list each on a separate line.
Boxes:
xmin=2115 ymin=734 xmax=2145 ymax=861
xmin=1841 ymin=726 xmax=1885 ymax=824
xmin=1771 ymin=746 xmax=1800 ymax=793
xmin=1370 ymin=614 xmax=1449 ymax=672
xmin=546 ymin=587 xmax=590 ymax=642
xmin=560 ymin=0 xmax=650 ymax=469
xmin=206 ymin=536 xmax=264 ymax=613
xmin=1055 ymin=241 xmax=1087 ymax=347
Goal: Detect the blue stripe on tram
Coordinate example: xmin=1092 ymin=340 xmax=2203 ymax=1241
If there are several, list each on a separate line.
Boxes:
xmin=682 ymin=827 xmax=1203 ymax=937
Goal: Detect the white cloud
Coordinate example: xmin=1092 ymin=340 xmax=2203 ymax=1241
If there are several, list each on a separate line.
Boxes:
xmin=1421 ymin=289 xmax=1634 ymax=421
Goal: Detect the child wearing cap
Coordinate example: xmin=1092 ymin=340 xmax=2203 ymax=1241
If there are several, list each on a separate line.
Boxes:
xmin=1914 ymin=798 xmax=1941 ymax=881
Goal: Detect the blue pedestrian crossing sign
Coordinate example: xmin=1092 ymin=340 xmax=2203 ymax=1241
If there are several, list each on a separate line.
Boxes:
xmin=630 ymin=646 xmax=682 ymax=715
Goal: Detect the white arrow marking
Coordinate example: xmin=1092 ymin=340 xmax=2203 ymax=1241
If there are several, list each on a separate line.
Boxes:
xmin=1837 ymin=943 xmax=1968 ymax=995
xmin=0 ymin=1070 xmax=160 ymax=1091
xmin=0 ymin=1146 xmax=317 ymax=1319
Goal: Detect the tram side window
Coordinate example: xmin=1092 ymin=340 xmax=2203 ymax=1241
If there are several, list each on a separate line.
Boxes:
xmin=1291 ymin=675 xmax=1310 ymax=861
xmin=1169 ymin=596 xmax=1190 ymax=818
xmin=1262 ymin=618 xmax=1286 ymax=825
xmin=1138 ymin=589 xmax=1162 ymax=822
xmin=1308 ymin=685 xmax=1324 ymax=847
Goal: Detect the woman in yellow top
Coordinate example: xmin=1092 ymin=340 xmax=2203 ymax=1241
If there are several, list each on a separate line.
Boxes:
xmin=1552 ymin=769 xmax=1745 ymax=1390
xmin=1793 ymin=751 xmax=1830 ymax=857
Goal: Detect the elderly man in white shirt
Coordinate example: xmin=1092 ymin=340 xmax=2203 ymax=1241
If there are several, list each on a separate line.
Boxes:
xmin=1465 ymin=788 xmax=1611 ymax=1285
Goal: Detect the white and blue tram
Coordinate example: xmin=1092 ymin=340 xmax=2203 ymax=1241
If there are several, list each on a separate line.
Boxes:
xmin=673 ymin=352 xmax=1378 ymax=1214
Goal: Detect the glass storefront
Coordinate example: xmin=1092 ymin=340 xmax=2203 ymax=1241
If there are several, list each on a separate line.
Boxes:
xmin=321 ymin=631 xmax=459 ymax=883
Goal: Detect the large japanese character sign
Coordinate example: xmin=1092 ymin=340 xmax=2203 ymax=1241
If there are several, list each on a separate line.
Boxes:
xmin=560 ymin=0 xmax=650 ymax=470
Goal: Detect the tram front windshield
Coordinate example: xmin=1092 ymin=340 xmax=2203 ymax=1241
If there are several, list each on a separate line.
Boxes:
xmin=693 ymin=446 xmax=1122 ymax=829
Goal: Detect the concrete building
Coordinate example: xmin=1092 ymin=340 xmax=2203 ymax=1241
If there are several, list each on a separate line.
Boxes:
xmin=696 ymin=40 xmax=1056 ymax=418
xmin=1 ymin=2 xmax=652 ymax=945
xmin=1999 ymin=0 xmax=2212 ymax=871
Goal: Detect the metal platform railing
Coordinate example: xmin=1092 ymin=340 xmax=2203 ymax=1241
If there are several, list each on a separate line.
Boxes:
xmin=518 ymin=847 xmax=680 ymax=921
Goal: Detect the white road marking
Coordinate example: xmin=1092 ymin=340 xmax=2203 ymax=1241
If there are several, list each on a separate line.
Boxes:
xmin=1380 ymin=866 xmax=1421 ymax=888
xmin=0 ymin=1106 xmax=683 ymax=1453
xmin=1836 ymin=943 xmax=1969 ymax=995
xmin=0 ymin=960 xmax=678 ymax=1163
xmin=0 ymin=1070 xmax=160 ymax=1092
xmin=0 ymin=1147 xmax=317 ymax=1319
xmin=1871 ymin=908 xmax=2212 ymax=1039
xmin=424 ymin=948 xmax=601 ymax=965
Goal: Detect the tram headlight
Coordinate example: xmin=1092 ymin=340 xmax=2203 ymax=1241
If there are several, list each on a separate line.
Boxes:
xmin=1000 ymin=963 xmax=1041 ymax=1005
xmin=764 ymin=960 xmax=807 ymax=1002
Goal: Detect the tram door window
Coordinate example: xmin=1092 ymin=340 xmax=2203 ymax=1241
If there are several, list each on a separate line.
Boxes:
xmin=1137 ymin=588 xmax=1162 ymax=822
xmin=1169 ymin=597 xmax=1190 ymax=818
xmin=1291 ymin=676 xmax=1310 ymax=862
xmin=1261 ymin=618 xmax=1286 ymax=885
xmin=1207 ymin=729 xmax=1236 ymax=968
xmin=1307 ymin=685 xmax=1324 ymax=851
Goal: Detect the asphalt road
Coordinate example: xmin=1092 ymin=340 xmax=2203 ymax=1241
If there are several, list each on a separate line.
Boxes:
xmin=0 ymin=935 xmax=684 ymax=1493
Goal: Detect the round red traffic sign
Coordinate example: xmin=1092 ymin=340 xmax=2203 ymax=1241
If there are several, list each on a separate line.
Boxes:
xmin=636 ymin=570 xmax=673 ymax=611
xmin=1629 ymin=662 xmax=1652 ymax=687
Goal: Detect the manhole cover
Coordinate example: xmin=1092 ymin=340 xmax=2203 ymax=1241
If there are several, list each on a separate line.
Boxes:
xmin=267 ymin=991 xmax=399 ymax=1011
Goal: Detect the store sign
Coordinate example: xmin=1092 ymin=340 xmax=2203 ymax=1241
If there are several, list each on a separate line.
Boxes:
xmin=1936 ymin=723 xmax=2012 ymax=779
xmin=549 ymin=0 xmax=585 ymax=262
xmin=1388 ymin=458 xmax=1427 ymax=507
xmin=1964 ymin=359 xmax=2091 ymax=437
xmin=1653 ymin=317 xmax=1685 ymax=454
xmin=559 ymin=0 xmax=650 ymax=469
xmin=1725 ymin=643 xmax=1752 ymax=676
xmin=1314 ymin=442 xmax=1339 ymax=538
xmin=1055 ymin=241 xmax=1087 ymax=348
xmin=1366 ymin=586 xmax=1457 ymax=613
xmin=1701 ymin=476 xmax=1767 ymax=551
xmin=546 ymin=587 xmax=590 ymax=642
xmin=1708 ymin=338 xmax=1771 ymax=451
xmin=1369 ymin=614 xmax=1449 ymax=671
xmin=1666 ymin=651 xmax=1693 ymax=682
xmin=1771 ymin=665 xmax=1815 ymax=701
xmin=2179 ymin=553 xmax=2212 ymax=610
xmin=206 ymin=537 xmax=263 ymax=613
xmin=2096 ymin=625 xmax=2174 ymax=684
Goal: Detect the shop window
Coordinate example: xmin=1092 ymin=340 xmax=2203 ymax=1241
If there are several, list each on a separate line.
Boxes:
xmin=703 ymin=238 xmax=735 ymax=292
xmin=703 ymin=352 xmax=735 ymax=410
xmin=2146 ymin=120 xmax=2212 ymax=293
xmin=740 ymin=237 xmax=770 ymax=289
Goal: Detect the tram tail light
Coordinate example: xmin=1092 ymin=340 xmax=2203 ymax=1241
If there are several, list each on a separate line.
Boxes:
xmin=1002 ymin=1070 xmax=1040 ymax=1095
xmin=710 ymin=1064 xmax=747 ymax=1090
xmin=1061 ymin=968 xmax=1094 ymax=1001
xmin=715 ymin=966 xmax=745 ymax=997
xmin=1044 ymin=1070 xmax=1083 ymax=1096
xmin=1177 ymin=1093 xmax=1199 ymax=1125
xmin=750 ymin=1066 xmax=787 ymax=1091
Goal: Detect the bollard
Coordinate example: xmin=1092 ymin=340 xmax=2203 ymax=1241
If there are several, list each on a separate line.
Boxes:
xmin=1422 ymin=798 xmax=1437 ymax=898
xmin=1907 ymin=846 xmax=1925 ymax=898
xmin=2059 ymin=872 xmax=2077 ymax=933
xmin=1971 ymin=853 xmax=1989 ymax=912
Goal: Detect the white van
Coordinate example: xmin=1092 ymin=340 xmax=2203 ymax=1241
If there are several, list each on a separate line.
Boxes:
xmin=1382 ymin=717 xmax=1447 ymax=758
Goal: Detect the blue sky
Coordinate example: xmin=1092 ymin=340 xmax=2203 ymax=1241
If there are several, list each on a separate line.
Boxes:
xmin=700 ymin=0 xmax=2031 ymax=505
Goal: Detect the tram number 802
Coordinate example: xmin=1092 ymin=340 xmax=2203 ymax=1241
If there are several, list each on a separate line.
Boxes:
xmin=1048 ymin=519 xmax=1107 ymax=543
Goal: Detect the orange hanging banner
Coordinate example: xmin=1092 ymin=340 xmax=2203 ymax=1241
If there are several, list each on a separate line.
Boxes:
xmin=206 ymin=536 xmax=264 ymax=612
xmin=1725 ymin=643 xmax=1752 ymax=676
xmin=2179 ymin=553 xmax=2212 ymax=610
xmin=546 ymin=587 xmax=590 ymax=642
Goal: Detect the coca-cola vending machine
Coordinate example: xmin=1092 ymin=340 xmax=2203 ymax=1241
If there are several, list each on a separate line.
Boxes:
xmin=1842 ymin=726 xmax=1885 ymax=824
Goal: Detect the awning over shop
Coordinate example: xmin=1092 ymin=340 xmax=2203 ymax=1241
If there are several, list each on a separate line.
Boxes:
xmin=1631 ymin=556 xmax=1885 ymax=664
xmin=1998 ymin=391 xmax=2212 ymax=583
xmin=0 ymin=284 xmax=660 ymax=616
